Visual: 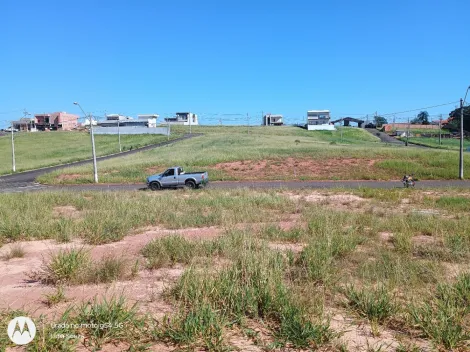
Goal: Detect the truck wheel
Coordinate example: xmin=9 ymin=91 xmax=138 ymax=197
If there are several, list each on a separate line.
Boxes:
xmin=149 ymin=182 xmax=161 ymax=191
xmin=185 ymin=180 xmax=196 ymax=189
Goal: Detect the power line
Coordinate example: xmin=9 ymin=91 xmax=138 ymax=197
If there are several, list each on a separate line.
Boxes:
xmin=378 ymin=101 xmax=459 ymax=117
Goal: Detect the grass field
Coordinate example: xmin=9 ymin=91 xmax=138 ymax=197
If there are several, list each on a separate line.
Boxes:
xmin=0 ymin=131 xmax=181 ymax=175
xmin=402 ymin=137 xmax=470 ymax=150
xmin=0 ymin=187 xmax=469 ymax=350
xmin=37 ymin=125 xmax=470 ymax=184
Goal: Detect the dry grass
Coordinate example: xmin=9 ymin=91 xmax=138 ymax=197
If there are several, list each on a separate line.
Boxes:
xmin=0 ymin=187 xmax=469 ymax=350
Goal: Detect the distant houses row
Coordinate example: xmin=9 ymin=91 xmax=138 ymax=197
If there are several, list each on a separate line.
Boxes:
xmin=10 ymin=112 xmax=199 ymax=132
xmin=11 ymin=109 xmax=343 ymax=132
xmin=264 ymin=110 xmax=336 ymax=131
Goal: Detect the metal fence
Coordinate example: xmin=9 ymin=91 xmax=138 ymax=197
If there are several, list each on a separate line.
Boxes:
xmin=92 ymin=126 xmax=169 ymax=135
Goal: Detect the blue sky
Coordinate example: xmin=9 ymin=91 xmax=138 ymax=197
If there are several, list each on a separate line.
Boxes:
xmin=0 ymin=0 xmax=469 ymax=127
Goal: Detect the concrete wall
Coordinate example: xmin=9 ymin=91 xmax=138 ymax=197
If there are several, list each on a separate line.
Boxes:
xmin=307 ymin=124 xmax=336 ymax=131
xmin=93 ymin=127 xmax=169 ymax=135
xmin=382 ymin=124 xmax=438 ymax=132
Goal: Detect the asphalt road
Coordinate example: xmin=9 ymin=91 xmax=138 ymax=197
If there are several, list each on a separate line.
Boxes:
xmin=2 ymin=180 xmax=470 ymax=194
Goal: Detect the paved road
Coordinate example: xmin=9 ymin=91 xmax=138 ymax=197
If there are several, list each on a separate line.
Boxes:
xmin=0 ymin=133 xmax=202 ymax=184
xmin=365 ymin=128 xmax=404 ymax=145
xmin=2 ymin=180 xmax=470 ymax=194
xmin=365 ymin=128 xmax=430 ymax=149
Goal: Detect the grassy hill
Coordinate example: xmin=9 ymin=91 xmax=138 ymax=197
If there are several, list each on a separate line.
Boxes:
xmin=36 ymin=125 xmax=470 ymax=183
xmin=0 ymin=131 xmax=180 ymax=175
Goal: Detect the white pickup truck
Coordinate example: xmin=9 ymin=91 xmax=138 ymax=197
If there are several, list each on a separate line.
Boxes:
xmin=146 ymin=166 xmax=209 ymax=190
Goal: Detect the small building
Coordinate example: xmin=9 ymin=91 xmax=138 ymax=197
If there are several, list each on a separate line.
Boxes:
xmin=164 ymin=112 xmax=198 ymax=125
xmin=395 ymin=130 xmax=413 ymax=137
xmin=81 ymin=118 xmax=98 ymax=127
xmin=35 ymin=112 xmax=79 ymax=131
xmin=307 ymin=110 xmax=335 ymax=131
xmin=263 ymin=114 xmax=283 ymax=126
xmin=12 ymin=118 xmax=37 ymax=132
xmin=138 ymin=114 xmax=159 ymax=128
xmin=330 ymin=117 xmax=365 ymax=128
xmin=105 ymin=114 xmax=133 ymax=121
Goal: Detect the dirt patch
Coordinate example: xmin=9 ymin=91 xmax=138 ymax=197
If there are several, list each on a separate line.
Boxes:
xmin=145 ymin=166 xmax=162 ymax=174
xmin=329 ymin=309 xmax=410 ymax=351
xmin=134 ymin=226 xmax=223 ymax=242
xmin=56 ymin=174 xmax=82 ymax=181
xmin=214 ymin=157 xmax=379 ymax=180
xmin=268 ymin=242 xmax=305 ymax=253
xmin=412 ymin=235 xmax=437 ymax=246
xmin=443 ymin=262 xmax=469 ymax=279
xmin=285 ymin=192 xmax=367 ymax=212
xmin=52 ymin=205 xmax=82 ymax=219
xmin=235 ymin=213 xmax=306 ymax=232
xmin=378 ymin=232 xmax=394 ymax=242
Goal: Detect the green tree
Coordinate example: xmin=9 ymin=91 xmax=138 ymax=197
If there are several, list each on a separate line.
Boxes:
xmin=374 ymin=115 xmax=388 ymax=127
xmin=446 ymin=106 xmax=470 ymax=133
xmin=411 ymin=111 xmax=430 ymax=125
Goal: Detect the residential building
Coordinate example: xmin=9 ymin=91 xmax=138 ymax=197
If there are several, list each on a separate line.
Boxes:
xmin=138 ymin=114 xmax=159 ymax=128
xmin=263 ymin=114 xmax=283 ymax=126
xmin=12 ymin=118 xmax=37 ymax=132
xmin=164 ymin=112 xmax=198 ymax=125
xmin=35 ymin=112 xmax=79 ymax=131
xmin=306 ymin=110 xmax=335 ymax=131
xmin=105 ymin=114 xmax=133 ymax=121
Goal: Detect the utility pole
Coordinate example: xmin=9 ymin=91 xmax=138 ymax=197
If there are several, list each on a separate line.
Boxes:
xmin=167 ymin=118 xmax=171 ymax=141
xmin=406 ymin=116 xmax=411 ymax=147
xmin=341 ymin=119 xmax=344 ymax=143
xmin=74 ymin=102 xmax=98 ymax=183
xmin=11 ymin=120 xmax=15 ymax=172
xmin=117 ymin=115 xmax=122 ymax=152
xmin=247 ymin=113 xmax=249 ymax=134
xmin=89 ymin=113 xmax=98 ymax=183
xmin=438 ymin=114 xmax=442 ymax=146
xmin=459 ymin=98 xmax=464 ymax=179
xmin=189 ymin=113 xmax=192 ymax=134
xmin=458 ymin=86 xmax=470 ymax=180
xmin=393 ymin=115 xmax=396 ymax=132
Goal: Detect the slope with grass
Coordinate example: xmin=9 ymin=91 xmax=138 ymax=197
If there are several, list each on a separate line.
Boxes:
xmin=0 ymin=131 xmax=180 ymax=175
xmin=38 ymin=126 xmax=470 ymax=184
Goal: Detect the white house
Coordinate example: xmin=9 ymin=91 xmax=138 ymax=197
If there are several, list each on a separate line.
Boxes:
xmin=263 ymin=114 xmax=283 ymax=126
xmin=164 ymin=112 xmax=198 ymax=125
xmin=138 ymin=114 xmax=159 ymax=128
xmin=307 ymin=110 xmax=335 ymax=131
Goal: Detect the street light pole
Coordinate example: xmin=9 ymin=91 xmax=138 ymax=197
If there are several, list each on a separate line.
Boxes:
xmin=459 ymin=86 xmax=470 ymax=180
xmin=74 ymin=102 xmax=98 ymax=183
xmin=406 ymin=117 xmax=410 ymax=146
xmin=116 ymin=113 xmax=122 ymax=153
xmin=438 ymin=114 xmax=442 ymax=146
xmin=11 ymin=121 xmax=15 ymax=172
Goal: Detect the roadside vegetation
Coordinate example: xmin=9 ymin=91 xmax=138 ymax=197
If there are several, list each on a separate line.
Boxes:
xmin=0 ymin=130 xmax=182 ymax=175
xmin=37 ymin=126 xmax=470 ymax=184
xmin=0 ymin=187 xmax=469 ymax=350
xmin=402 ymin=136 xmax=470 ymax=150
